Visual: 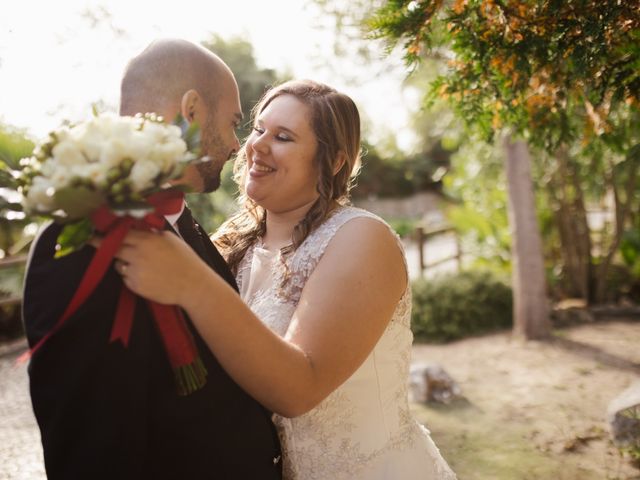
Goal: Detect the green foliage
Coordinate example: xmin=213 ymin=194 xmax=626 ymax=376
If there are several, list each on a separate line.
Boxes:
xmin=443 ymin=139 xmax=512 ymax=273
xmin=186 ymin=182 xmax=238 ymax=236
xmin=0 ymin=125 xmax=34 ymax=169
xmin=367 ymin=0 xmax=640 ymax=304
xmin=53 ymin=218 xmax=94 ymax=259
xmin=0 ymin=123 xmax=37 ymax=257
xmin=387 ymin=217 xmax=419 ymax=238
xmin=353 ymin=140 xmax=452 ymax=198
xmin=621 ymin=227 xmax=640 ymax=278
xmin=174 ymin=113 xmax=202 ymax=155
xmin=411 ymin=269 xmax=513 ymax=342
xmin=370 ymin=1 xmax=640 ymax=152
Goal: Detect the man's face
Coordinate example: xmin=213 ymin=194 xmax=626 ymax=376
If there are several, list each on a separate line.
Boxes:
xmin=194 ymin=82 xmax=242 ymax=193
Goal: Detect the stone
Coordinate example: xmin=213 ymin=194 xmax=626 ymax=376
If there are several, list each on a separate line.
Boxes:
xmin=409 ymin=363 xmax=461 ymax=404
xmin=607 ymin=381 xmax=640 ymax=449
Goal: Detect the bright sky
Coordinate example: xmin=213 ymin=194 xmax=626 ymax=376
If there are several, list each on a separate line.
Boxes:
xmin=0 ymin=0 xmax=418 ymax=150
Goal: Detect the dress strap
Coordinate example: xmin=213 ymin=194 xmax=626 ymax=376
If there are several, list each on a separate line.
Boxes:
xmin=284 ymin=207 xmax=408 ymax=300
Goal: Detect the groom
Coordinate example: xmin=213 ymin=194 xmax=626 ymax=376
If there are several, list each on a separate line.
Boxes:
xmin=23 ymin=39 xmax=281 ymax=479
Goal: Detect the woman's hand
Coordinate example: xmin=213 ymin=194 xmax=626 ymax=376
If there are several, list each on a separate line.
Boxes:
xmin=114 ymin=230 xmax=209 ymax=306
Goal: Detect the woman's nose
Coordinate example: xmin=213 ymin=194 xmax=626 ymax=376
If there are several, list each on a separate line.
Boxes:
xmin=251 ymin=131 xmax=269 ymax=153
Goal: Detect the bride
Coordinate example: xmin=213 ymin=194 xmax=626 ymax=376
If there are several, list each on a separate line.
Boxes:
xmin=115 ymin=79 xmax=457 ymax=479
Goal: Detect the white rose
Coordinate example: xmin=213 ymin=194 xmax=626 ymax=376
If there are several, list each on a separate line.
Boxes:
xmin=166 ymin=124 xmax=183 ymax=140
xmin=153 ymin=139 xmax=188 ymax=172
xmin=49 ymin=166 xmax=73 ymax=190
xmin=40 ymin=158 xmax=58 ymax=177
xmin=123 ymin=130 xmax=153 ymax=161
xmin=75 ymin=163 xmax=108 ymax=187
xmin=111 ymin=115 xmax=135 ymax=135
xmin=142 ymin=121 xmax=169 ymax=143
xmin=91 ymin=113 xmax=116 ymax=135
xmin=129 ymin=159 xmax=161 ymax=192
xmin=76 ymin=121 xmax=108 ymax=161
xmin=52 ymin=140 xmax=87 ymax=167
xmin=25 ymin=176 xmax=55 ymax=212
xmin=99 ymin=138 xmax=128 ymax=168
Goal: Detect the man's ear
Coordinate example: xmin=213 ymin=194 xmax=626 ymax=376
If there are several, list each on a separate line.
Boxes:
xmin=180 ymin=89 xmax=202 ymax=123
xmin=333 ymin=151 xmax=347 ymax=176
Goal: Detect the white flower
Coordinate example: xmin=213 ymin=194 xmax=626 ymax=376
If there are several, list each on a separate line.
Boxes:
xmin=24 ymin=176 xmax=55 ymax=212
xmin=152 ymin=139 xmax=189 ymax=173
xmin=142 ymin=121 xmax=171 ymax=143
xmin=129 ymin=159 xmax=161 ymax=192
xmin=40 ymin=158 xmax=57 ymax=177
xmin=52 ymin=140 xmax=87 ymax=167
xmin=99 ymin=138 xmax=128 ymax=168
xmin=75 ymin=163 xmax=107 ymax=187
xmin=75 ymin=122 xmax=107 ymax=161
xmin=122 ymin=130 xmax=152 ymax=162
xmin=19 ymin=112 xmax=198 ymax=216
xmin=49 ymin=166 xmax=73 ymax=190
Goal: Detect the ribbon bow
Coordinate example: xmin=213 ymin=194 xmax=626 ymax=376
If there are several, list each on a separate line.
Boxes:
xmin=21 ymin=189 xmax=207 ymax=396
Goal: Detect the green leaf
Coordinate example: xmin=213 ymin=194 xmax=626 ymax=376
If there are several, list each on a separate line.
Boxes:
xmin=620 ymin=229 xmax=640 ymax=267
xmin=173 ymin=114 xmax=202 ymax=155
xmin=53 ymin=186 xmax=105 ymax=221
xmin=0 ymin=168 xmax=16 ymax=189
xmin=54 ymin=218 xmax=94 ymax=258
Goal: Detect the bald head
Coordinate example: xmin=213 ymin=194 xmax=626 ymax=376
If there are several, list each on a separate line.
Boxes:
xmin=120 ymin=38 xmax=234 ymax=118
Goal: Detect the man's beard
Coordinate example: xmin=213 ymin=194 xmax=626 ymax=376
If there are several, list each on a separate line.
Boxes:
xmin=197 ymin=121 xmax=229 ymax=193
xmin=196 ymin=158 xmax=222 ymax=193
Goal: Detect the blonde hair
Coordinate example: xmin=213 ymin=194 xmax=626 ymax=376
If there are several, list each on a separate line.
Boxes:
xmin=214 ymin=79 xmax=361 ymax=275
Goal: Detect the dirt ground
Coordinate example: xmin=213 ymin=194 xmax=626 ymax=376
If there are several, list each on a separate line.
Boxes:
xmin=410 ymin=318 xmax=640 ymax=480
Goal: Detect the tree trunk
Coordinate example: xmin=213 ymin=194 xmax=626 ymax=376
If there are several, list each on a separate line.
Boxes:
xmin=503 ymin=136 xmax=551 ymax=340
xmin=546 ymin=147 xmax=593 ymax=301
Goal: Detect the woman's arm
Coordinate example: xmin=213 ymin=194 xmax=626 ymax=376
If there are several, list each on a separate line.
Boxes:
xmin=117 ymin=217 xmax=407 ymax=417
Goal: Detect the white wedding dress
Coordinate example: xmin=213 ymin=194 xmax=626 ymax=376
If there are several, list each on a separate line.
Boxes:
xmin=237 ymin=207 xmax=457 ymax=480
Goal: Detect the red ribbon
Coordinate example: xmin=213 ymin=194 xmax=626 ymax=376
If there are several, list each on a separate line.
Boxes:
xmin=20 ymin=190 xmax=205 ymax=391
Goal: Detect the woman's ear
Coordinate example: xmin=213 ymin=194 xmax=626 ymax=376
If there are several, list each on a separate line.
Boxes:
xmin=180 ymin=89 xmax=202 ymax=123
xmin=333 ymin=151 xmax=347 ymax=176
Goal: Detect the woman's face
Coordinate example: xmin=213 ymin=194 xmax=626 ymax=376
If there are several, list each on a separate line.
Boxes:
xmin=244 ymin=94 xmax=320 ymax=214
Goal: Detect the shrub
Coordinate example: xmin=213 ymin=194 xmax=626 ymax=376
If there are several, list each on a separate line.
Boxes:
xmin=411 ymin=269 xmax=513 ymax=342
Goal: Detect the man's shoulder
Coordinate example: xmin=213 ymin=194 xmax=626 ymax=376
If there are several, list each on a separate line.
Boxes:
xmin=26 ymin=221 xmax=60 ymax=266
xmin=26 ymin=221 xmax=92 ymax=275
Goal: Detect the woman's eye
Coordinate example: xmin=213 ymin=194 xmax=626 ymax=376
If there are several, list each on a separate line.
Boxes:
xmin=253 ymin=126 xmax=265 ymax=134
xmin=276 ymin=134 xmax=291 ymax=142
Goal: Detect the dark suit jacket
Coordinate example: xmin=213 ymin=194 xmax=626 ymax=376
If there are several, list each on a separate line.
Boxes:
xmin=23 ymin=212 xmax=282 ymax=480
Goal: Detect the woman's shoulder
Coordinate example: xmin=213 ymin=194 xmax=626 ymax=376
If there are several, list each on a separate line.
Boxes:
xmin=299 ymin=205 xmax=408 ymax=293
xmin=321 ymin=205 xmax=390 ymax=233
xmin=295 ymin=206 xmax=402 ymax=265
xmin=318 ymin=206 xmax=401 ymax=247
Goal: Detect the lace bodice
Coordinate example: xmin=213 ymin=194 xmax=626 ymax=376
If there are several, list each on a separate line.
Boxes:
xmin=237 ymin=206 xmax=456 ymax=480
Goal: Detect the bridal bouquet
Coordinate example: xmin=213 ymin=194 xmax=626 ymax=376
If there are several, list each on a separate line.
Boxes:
xmin=17 ymin=112 xmax=207 ymax=395
xmin=19 ymin=112 xmax=198 ymax=256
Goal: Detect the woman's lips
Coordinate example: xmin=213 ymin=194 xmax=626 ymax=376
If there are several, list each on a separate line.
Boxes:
xmin=249 ymin=160 xmax=276 ymax=177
